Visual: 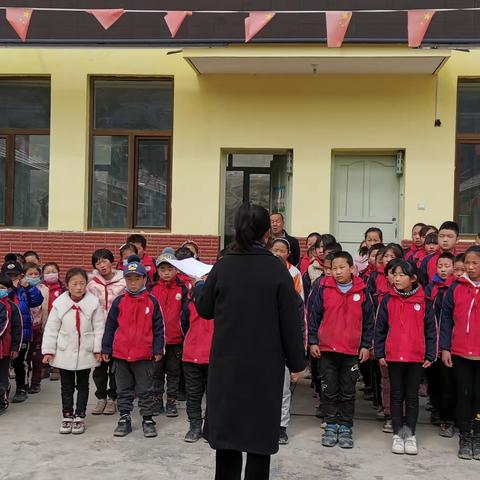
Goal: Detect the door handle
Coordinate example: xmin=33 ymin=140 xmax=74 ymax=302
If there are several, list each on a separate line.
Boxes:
xmin=392 ymin=217 xmax=396 ymax=221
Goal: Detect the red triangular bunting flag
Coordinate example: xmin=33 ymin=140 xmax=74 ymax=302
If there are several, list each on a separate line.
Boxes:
xmin=325 ymin=11 xmax=352 ymax=48
xmin=245 ymin=12 xmax=276 ymax=43
xmin=87 ymin=9 xmax=125 ymax=30
xmin=407 ymin=10 xmax=435 ymax=48
xmin=6 ymin=8 xmax=33 ymax=42
xmin=164 ymin=11 xmax=192 ymax=38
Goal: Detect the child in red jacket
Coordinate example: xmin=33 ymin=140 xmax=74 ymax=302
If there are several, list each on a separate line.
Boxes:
xmin=101 ymin=256 xmax=165 ymax=438
xmin=375 ymin=260 xmax=437 ymax=456
xmin=150 ymin=253 xmax=189 ymax=418
xmin=126 ymin=234 xmax=156 ymax=283
xmin=0 ymin=274 xmax=23 ymax=415
xmin=440 ymin=246 xmax=480 ymax=460
xmin=308 ymin=251 xmax=374 ymax=449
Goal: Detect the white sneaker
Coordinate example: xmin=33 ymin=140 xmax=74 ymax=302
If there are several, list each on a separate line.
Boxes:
xmin=59 ymin=417 xmax=73 ymax=434
xmin=392 ymin=434 xmax=405 ymax=454
xmin=72 ymin=417 xmax=86 ymax=435
xmin=404 ymin=435 xmax=418 ymax=455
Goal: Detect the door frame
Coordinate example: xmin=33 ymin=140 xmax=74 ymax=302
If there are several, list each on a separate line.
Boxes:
xmin=330 ymin=150 xmax=405 ymax=244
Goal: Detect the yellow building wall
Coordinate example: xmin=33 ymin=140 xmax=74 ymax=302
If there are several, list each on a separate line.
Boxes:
xmin=0 ymin=46 xmax=475 ymax=238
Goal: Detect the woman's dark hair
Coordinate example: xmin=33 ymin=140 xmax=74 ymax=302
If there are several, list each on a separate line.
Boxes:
xmin=65 ymin=267 xmax=88 ymax=285
xmin=23 ymin=250 xmax=40 ymax=261
xmin=385 ymin=257 xmax=403 ymax=275
xmin=391 ymin=259 xmax=418 ymax=279
xmin=306 ymin=232 xmax=321 ymax=243
xmin=412 ymin=223 xmax=426 ymax=231
xmin=23 ymin=262 xmax=41 ymax=274
xmin=272 ymin=238 xmax=291 ymax=252
xmin=42 ymin=262 xmax=60 ymax=273
xmin=0 ymin=273 xmax=13 ymax=289
xmin=369 ymin=243 xmax=384 ymax=255
xmin=175 ymin=246 xmax=194 ymax=260
xmin=331 ymin=251 xmax=354 ymax=267
xmin=120 ymin=242 xmax=138 ymax=256
xmin=233 ymin=203 xmax=271 ymax=252
xmin=384 ymin=243 xmax=404 ymax=259
xmin=314 ymin=234 xmax=337 ymax=250
xmin=425 ymin=232 xmax=438 ymax=245
xmin=455 ymin=253 xmax=466 ymax=262
xmin=376 ymin=246 xmax=387 ymax=260
xmin=465 ymin=246 xmax=480 ymax=258
xmin=364 ymin=227 xmax=383 ymax=242
xmin=91 ymin=249 xmax=114 ymax=268
xmin=420 ymin=224 xmax=438 ymax=237
xmin=126 ymin=234 xmax=147 ymax=249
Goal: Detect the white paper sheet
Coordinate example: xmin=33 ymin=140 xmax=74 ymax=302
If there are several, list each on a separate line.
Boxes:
xmin=166 ymin=257 xmax=213 ymax=278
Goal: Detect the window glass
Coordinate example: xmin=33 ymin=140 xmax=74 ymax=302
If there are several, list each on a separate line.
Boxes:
xmin=458 ymin=81 xmax=480 ymax=134
xmin=457 ymin=143 xmax=480 ymax=234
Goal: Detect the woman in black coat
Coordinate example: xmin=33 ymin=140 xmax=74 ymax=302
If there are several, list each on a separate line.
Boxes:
xmin=194 ymin=203 xmax=306 ymax=480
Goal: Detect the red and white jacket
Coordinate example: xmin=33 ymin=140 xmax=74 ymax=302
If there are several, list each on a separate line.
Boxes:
xmin=182 ymin=302 xmax=214 ymax=364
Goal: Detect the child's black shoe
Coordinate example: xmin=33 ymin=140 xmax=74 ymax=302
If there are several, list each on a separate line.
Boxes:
xmin=142 ymin=419 xmax=157 ymax=438
xmin=12 ymin=388 xmax=27 ymax=403
xmin=152 ymin=396 xmax=164 ymax=416
xmin=184 ymin=419 xmax=202 ymax=443
xmin=279 ymin=427 xmax=289 ymax=445
xmin=439 ymin=422 xmax=455 ymax=438
xmin=165 ymin=399 xmax=178 ymax=417
xmin=114 ymin=414 xmax=132 ymax=437
xmin=473 ymin=434 xmax=480 ymax=460
xmin=458 ymin=433 xmax=473 ymax=460
xmin=0 ymin=400 xmax=8 ymax=416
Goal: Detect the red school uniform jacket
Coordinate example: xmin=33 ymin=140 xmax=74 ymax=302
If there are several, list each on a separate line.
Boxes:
xmin=150 ymin=277 xmax=189 ymax=346
xmin=367 ymin=265 xmax=390 ymax=311
xmin=374 ymin=286 xmax=437 ymax=363
xmin=101 ymin=290 xmax=165 ymax=362
xmin=440 ymin=276 xmax=480 ymax=358
xmin=420 ymin=250 xmax=459 ymax=284
xmin=141 ymin=254 xmax=156 ymax=283
xmin=46 ymin=282 xmax=64 ymax=313
xmin=182 ymin=301 xmax=214 ymax=364
xmin=0 ymin=298 xmax=23 ymax=359
xmin=307 ymin=276 xmax=374 ymax=356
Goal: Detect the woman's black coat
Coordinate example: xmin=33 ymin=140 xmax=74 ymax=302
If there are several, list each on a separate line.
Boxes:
xmin=194 ymin=247 xmax=306 ymax=455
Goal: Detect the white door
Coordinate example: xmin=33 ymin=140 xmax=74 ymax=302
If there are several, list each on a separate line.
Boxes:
xmin=332 ymin=154 xmax=401 ymax=255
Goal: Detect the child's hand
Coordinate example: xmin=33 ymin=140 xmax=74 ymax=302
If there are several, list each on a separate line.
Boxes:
xmin=309 ymin=345 xmax=321 ymax=358
xmin=379 ymin=358 xmax=388 ymax=367
xmin=441 ymin=350 xmax=453 ymax=368
xmin=154 ymin=354 xmax=163 ymax=362
xmin=11 ymin=351 xmax=19 ymax=359
xmin=358 ymin=348 xmax=370 ymax=363
xmin=422 ymin=360 xmax=432 ymax=369
xmin=102 ymin=354 xmax=111 ymax=362
xmin=42 ymin=354 xmax=54 ymax=364
xmin=290 ymin=372 xmax=300 ymax=383
xmin=95 ymin=353 xmax=102 ymax=362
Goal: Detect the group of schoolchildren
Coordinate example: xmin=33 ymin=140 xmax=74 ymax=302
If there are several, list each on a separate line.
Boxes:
xmin=0 ymin=234 xmax=213 ymax=443
xmin=1 ymin=222 xmax=480 ymax=462
xmin=298 ymin=221 xmax=480 ymax=461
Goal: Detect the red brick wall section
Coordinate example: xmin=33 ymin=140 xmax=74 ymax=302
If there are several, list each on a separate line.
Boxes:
xmin=0 ymin=231 xmax=220 ymax=274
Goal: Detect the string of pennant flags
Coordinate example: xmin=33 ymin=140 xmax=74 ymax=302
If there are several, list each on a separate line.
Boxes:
xmin=0 ymin=7 xmax=474 ymax=47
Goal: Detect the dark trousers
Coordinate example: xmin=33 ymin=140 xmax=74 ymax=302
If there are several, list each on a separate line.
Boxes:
xmin=59 ymin=368 xmax=91 ymax=417
xmin=371 ymin=359 xmax=383 ymax=408
xmin=12 ymin=342 xmax=29 ymax=389
xmin=114 ymin=358 xmax=154 ymax=417
xmin=0 ymin=357 xmax=10 ymax=402
xmin=27 ymin=327 xmax=43 ymax=387
xmin=93 ymin=361 xmax=117 ymax=400
xmin=215 ymin=450 xmax=270 ymax=480
xmin=184 ymin=361 xmax=208 ymax=421
xmin=388 ymin=362 xmax=423 ymax=435
xmin=152 ymin=344 xmax=182 ymax=400
xmin=427 ymin=359 xmax=456 ymax=423
xmin=320 ymin=352 xmax=359 ymax=427
xmin=359 ymin=359 xmax=372 ymax=389
xmin=453 ymin=356 xmax=480 ymax=434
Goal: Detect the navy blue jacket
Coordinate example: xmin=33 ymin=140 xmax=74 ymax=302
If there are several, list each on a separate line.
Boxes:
xmin=8 ymin=285 xmax=43 ymax=342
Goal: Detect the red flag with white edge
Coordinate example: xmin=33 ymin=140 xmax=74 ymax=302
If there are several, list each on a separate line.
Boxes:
xmin=245 ymin=12 xmax=276 ymax=43
xmin=164 ymin=11 xmax=192 ymax=38
xmin=325 ymin=11 xmax=352 ymax=48
xmin=87 ymin=9 xmax=125 ymax=30
xmin=6 ymin=8 xmax=33 ymax=42
xmin=408 ymin=10 xmax=435 ymax=48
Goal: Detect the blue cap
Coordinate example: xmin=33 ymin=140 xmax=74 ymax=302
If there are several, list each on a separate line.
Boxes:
xmin=124 ymin=255 xmax=147 ymax=277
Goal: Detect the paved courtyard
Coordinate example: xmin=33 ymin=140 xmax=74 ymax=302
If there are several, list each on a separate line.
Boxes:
xmin=1 ymin=378 xmax=478 ymax=480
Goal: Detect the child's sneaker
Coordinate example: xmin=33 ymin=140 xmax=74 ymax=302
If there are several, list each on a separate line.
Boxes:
xmin=165 ymin=399 xmax=178 ymax=418
xmin=59 ymin=417 xmax=73 ymax=434
xmin=404 ymin=435 xmax=418 ymax=455
xmin=391 ymin=435 xmax=405 ymax=454
xmin=439 ymin=422 xmax=455 ymax=438
xmin=142 ymin=419 xmax=157 ymax=438
xmin=382 ymin=417 xmax=394 ymax=433
xmin=184 ymin=419 xmax=202 ymax=443
xmin=103 ymin=399 xmax=117 ymax=415
xmin=28 ymin=384 xmax=41 ymax=394
xmin=0 ymin=400 xmax=8 ymax=416
xmin=338 ymin=425 xmax=354 ymax=449
xmin=321 ymin=424 xmax=338 ymax=447
xmin=472 ymin=434 xmax=480 ymax=460
xmin=91 ymin=398 xmax=107 ymax=415
xmin=278 ymin=427 xmax=289 ymax=445
xmin=152 ymin=396 xmax=164 ymax=416
xmin=12 ymin=388 xmax=27 ymax=403
xmin=72 ymin=417 xmax=86 ymax=435
xmin=114 ymin=414 xmax=132 ymax=437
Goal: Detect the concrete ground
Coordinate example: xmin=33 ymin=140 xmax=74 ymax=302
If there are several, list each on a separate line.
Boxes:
xmin=0 ymin=377 xmax=478 ymax=480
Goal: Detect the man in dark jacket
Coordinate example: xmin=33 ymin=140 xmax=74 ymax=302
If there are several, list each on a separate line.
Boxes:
xmin=270 ymin=213 xmax=301 ymax=266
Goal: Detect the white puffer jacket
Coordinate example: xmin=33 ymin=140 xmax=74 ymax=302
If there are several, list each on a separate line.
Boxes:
xmin=42 ymin=291 xmax=105 ymax=371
